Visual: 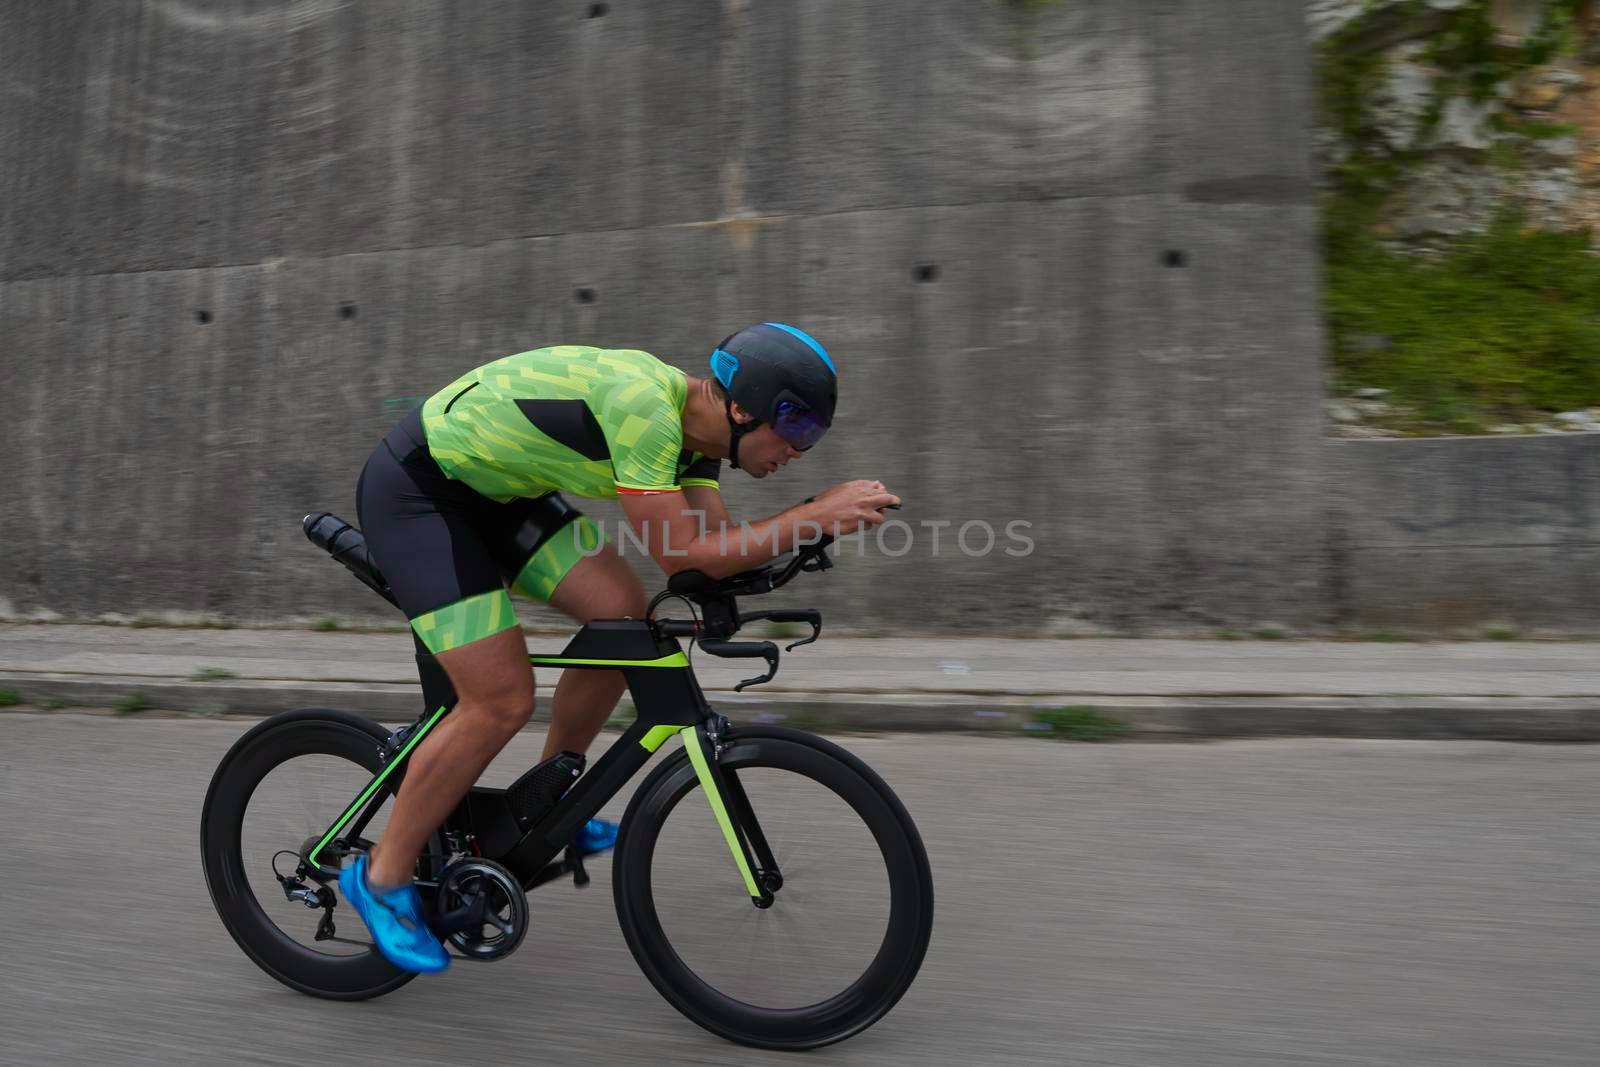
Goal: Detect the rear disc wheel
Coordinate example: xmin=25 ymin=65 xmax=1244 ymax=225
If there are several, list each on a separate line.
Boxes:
xmin=200 ymin=709 xmax=448 ymax=999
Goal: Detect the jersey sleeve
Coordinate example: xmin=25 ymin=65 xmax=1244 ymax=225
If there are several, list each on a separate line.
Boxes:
xmin=679 ymin=452 xmax=722 ymax=490
xmin=606 ymin=380 xmax=687 ymax=494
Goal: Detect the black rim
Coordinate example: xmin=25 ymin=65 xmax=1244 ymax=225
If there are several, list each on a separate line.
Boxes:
xmin=613 ymin=731 xmax=933 ymax=1049
xmin=201 ymin=714 xmax=426 ymax=999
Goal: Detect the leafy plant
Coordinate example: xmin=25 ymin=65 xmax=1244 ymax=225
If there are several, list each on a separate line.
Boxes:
xmin=1318 ymin=2 xmax=1600 ymax=433
xmin=113 ymin=694 xmax=153 ymax=715
xmin=1327 ymin=211 xmax=1600 ymax=432
xmin=1026 ymin=706 xmax=1127 ymax=742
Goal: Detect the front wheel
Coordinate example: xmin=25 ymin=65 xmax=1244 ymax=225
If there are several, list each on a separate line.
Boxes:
xmin=612 ymin=726 xmax=934 ymax=1050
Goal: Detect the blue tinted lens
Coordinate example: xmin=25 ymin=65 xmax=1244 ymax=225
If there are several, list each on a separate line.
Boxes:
xmin=772 ymin=400 xmax=828 ymax=450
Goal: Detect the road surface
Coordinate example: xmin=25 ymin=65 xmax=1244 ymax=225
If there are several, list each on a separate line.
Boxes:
xmin=3 ymin=713 xmax=1596 ymax=1065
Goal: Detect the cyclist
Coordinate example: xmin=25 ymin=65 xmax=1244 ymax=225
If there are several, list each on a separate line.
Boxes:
xmin=340 ymin=323 xmax=900 ymax=973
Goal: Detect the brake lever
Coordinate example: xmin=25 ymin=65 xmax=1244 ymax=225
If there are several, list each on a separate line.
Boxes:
xmin=699 ymin=639 xmax=780 ymax=691
xmin=743 ymin=609 xmax=822 ymax=650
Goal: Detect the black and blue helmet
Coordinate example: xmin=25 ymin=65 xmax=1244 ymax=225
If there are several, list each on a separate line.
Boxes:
xmin=710 ymin=323 xmax=837 ymax=461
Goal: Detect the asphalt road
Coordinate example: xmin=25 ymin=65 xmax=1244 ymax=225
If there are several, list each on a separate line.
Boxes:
xmin=4 ymin=713 xmax=1597 ymax=1066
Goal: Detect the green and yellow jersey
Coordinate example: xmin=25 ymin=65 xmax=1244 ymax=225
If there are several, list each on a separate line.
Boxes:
xmin=420 ymin=346 xmax=721 ymax=502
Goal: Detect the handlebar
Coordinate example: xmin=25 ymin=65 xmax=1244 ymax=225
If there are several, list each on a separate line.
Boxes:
xmin=645 ymin=501 xmax=901 ymax=689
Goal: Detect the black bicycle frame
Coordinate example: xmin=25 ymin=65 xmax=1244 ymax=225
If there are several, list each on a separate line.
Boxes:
xmin=301 ymin=619 xmax=775 ymax=904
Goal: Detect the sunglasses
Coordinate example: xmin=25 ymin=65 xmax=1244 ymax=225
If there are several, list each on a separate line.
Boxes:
xmin=770 ymin=397 xmax=829 ymax=451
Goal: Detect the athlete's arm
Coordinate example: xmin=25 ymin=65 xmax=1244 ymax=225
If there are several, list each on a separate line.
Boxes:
xmin=682 ymin=483 xmax=733 ymax=539
xmin=619 ymin=480 xmax=897 ymax=579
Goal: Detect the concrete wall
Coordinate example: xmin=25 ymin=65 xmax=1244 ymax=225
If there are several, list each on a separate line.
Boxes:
xmin=1 ymin=0 xmax=1333 ymax=634
xmin=1327 ymin=435 xmax=1600 ymax=633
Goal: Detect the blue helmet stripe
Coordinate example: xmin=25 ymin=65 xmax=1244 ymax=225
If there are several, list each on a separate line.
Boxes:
xmin=763 ymin=322 xmax=836 ymax=375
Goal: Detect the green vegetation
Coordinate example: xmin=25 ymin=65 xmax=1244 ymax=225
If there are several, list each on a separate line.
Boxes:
xmin=1026 ymin=706 xmax=1127 ymax=742
xmin=37 ymin=697 xmax=67 ymax=710
xmin=1483 ymin=625 xmax=1522 ymax=640
xmin=1319 ymin=1 xmax=1600 ymax=433
xmin=189 ymin=667 xmax=238 ymax=682
xmin=113 ymin=693 xmax=153 ymax=715
xmin=311 ymin=618 xmax=341 ymax=633
xmin=1329 ymin=213 xmax=1600 ymax=431
xmin=1423 ymin=0 xmax=1582 ymax=102
xmin=0 ymin=689 xmax=20 ymax=707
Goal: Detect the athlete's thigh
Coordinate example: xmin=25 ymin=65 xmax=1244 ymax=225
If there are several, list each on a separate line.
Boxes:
xmin=477 ymin=492 xmax=643 ymax=623
xmin=546 ymin=540 xmax=648 ymax=625
xmin=356 ymin=431 xmax=522 ymax=659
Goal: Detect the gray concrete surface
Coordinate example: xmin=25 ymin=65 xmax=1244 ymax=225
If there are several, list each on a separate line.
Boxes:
xmin=7 ymin=623 xmax=1600 ymax=740
xmin=1328 ymin=434 xmax=1600 ymax=631
xmin=0 ymin=0 xmax=1331 ymax=633
xmin=3 ymin=714 xmax=1597 ymax=1065
xmin=4 ymin=0 xmax=1594 ymax=642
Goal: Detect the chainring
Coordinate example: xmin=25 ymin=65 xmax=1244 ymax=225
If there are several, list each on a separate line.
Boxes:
xmin=434 ymin=858 xmax=529 ymax=961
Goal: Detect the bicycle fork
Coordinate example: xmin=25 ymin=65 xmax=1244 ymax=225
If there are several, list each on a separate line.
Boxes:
xmin=679 ymin=717 xmax=782 ymax=908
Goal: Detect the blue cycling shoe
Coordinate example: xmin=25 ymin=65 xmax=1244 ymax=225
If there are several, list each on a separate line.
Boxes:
xmin=576 ymin=817 xmax=619 ymax=854
xmin=338 ymin=854 xmax=450 ymax=974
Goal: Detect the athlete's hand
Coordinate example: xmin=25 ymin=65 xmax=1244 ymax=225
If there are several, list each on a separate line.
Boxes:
xmin=806 ymin=480 xmax=901 ymax=536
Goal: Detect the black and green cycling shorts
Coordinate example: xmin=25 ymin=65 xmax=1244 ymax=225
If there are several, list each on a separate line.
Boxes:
xmin=356 ymin=407 xmax=604 ymax=654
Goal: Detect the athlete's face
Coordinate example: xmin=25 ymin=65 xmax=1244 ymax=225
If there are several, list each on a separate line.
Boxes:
xmin=730 ymin=404 xmax=804 ymax=478
xmin=741 ymin=424 xmax=804 ymax=478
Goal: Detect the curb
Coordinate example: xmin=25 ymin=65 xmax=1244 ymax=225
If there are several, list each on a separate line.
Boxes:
xmin=3 ymin=672 xmax=1600 ymax=740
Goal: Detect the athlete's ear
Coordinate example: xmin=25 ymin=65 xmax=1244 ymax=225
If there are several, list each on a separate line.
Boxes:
xmin=728 ymin=401 xmax=759 ymax=426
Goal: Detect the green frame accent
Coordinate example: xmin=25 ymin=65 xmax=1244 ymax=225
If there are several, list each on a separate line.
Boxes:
xmin=680 ymin=725 xmax=761 ymax=898
xmin=639 ymin=724 xmax=681 ymax=752
xmin=303 ymin=619 xmax=745 ymax=892
xmin=306 ymin=705 xmax=448 ymax=867
xmin=527 ymin=651 xmax=689 ymax=669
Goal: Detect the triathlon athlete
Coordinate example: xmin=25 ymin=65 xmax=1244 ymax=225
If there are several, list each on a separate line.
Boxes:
xmin=338 ymin=323 xmax=900 ymax=972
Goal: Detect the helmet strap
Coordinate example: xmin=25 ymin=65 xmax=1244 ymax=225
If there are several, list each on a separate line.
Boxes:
xmin=724 ymin=396 xmax=759 ymax=471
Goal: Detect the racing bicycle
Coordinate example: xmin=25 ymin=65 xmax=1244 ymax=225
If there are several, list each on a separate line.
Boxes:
xmin=199 ymin=511 xmax=933 ymax=1050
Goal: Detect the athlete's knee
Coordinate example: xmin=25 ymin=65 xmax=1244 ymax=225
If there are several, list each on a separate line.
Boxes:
xmin=470 ymin=689 xmax=536 ymax=737
xmin=455 ymin=664 xmax=537 ymax=737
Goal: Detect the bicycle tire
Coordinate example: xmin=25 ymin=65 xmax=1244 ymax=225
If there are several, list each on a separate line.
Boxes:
xmin=612 ymin=726 xmax=934 ymax=1050
xmin=199 ymin=708 xmax=440 ymax=1000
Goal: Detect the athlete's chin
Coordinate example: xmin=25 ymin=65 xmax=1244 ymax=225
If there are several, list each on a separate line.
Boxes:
xmin=745 ymin=465 xmax=771 ymax=479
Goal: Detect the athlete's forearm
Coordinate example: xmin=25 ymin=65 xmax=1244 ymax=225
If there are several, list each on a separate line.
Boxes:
xmin=668 ymin=500 xmax=828 ymax=578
